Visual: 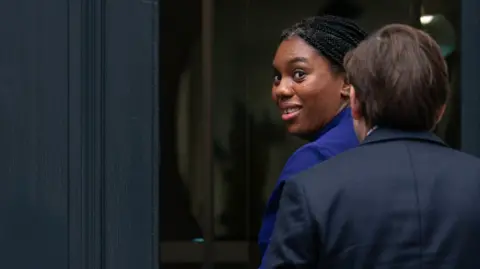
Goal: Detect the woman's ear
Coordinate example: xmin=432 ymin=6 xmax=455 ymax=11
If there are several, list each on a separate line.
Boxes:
xmin=340 ymin=77 xmax=350 ymax=98
xmin=349 ymin=86 xmax=362 ymax=120
xmin=341 ymin=84 xmax=350 ymax=98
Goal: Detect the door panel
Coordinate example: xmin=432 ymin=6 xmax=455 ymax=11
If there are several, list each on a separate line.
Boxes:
xmin=0 ymin=1 xmax=69 ymax=267
xmin=104 ymin=0 xmax=159 ymax=268
xmin=0 ymin=0 xmax=159 ymax=268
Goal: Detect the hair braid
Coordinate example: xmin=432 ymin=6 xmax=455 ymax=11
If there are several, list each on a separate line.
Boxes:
xmin=280 ymin=15 xmax=368 ymax=72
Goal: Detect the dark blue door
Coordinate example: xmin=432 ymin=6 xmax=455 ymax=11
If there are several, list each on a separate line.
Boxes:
xmin=0 ymin=0 xmax=159 ymax=268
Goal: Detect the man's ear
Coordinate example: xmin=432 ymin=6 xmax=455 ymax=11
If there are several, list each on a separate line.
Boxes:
xmin=349 ymin=86 xmax=362 ymax=120
xmin=435 ymin=104 xmax=447 ymax=124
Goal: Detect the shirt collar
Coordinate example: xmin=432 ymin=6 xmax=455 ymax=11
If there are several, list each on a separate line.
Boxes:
xmin=366 ymin=126 xmax=378 ymax=137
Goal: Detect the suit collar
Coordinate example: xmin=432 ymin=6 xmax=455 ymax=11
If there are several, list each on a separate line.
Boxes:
xmin=361 ymin=128 xmax=447 ymax=147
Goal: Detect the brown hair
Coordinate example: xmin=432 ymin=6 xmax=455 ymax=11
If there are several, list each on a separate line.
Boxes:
xmin=344 ymin=24 xmax=449 ymax=131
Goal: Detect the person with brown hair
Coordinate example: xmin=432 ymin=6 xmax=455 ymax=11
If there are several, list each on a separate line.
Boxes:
xmin=264 ymin=24 xmax=480 ymax=269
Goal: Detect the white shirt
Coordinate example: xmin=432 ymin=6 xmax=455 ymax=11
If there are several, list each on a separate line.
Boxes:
xmin=366 ymin=126 xmax=378 ymax=137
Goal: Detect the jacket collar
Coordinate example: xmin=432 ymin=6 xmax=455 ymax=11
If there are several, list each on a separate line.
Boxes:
xmin=361 ymin=128 xmax=448 ymax=147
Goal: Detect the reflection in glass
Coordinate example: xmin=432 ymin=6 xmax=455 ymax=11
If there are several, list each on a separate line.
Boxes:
xmin=420 ymin=14 xmax=456 ymax=57
xmin=421 ymin=2 xmax=461 ymax=148
xmin=159 ymin=0 xmax=203 ymax=242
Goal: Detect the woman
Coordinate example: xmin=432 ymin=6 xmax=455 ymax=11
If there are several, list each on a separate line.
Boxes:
xmin=258 ymin=15 xmax=367 ymax=265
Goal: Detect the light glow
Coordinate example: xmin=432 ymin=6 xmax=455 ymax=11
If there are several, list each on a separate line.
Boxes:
xmin=420 ymin=15 xmax=434 ymax=25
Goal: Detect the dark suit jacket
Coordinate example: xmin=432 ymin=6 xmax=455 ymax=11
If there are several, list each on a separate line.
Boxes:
xmin=264 ymin=128 xmax=480 ymax=269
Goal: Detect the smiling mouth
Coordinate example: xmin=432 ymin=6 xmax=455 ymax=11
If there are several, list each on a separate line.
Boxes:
xmin=283 ymin=107 xmax=301 ymax=115
xmin=281 ymin=107 xmax=302 ymax=121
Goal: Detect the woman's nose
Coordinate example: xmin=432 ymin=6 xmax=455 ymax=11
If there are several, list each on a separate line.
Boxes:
xmin=273 ymin=79 xmax=294 ymax=99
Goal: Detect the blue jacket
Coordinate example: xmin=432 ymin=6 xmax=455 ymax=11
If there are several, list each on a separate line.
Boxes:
xmin=258 ymin=107 xmax=359 ymax=268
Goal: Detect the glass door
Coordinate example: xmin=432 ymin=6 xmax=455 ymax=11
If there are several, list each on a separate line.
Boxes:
xmin=159 ymin=0 xmax=251 ymax=267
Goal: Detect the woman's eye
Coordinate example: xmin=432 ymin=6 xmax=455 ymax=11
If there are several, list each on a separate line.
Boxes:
xmin=273 ymin=72 xmax=281 ymax=84
xmin=293 ymin=70 xmax=306 ymax=80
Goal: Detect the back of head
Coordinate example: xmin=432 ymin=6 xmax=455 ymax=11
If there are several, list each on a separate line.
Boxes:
xmin=281 ymin=15 xmax=368 ymax=74
xmin=344 ymin=24 xmax=449 ymax=131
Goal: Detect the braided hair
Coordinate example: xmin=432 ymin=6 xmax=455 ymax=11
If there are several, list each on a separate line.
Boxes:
xmin=280 ymin=15 xmax=367 ymax=74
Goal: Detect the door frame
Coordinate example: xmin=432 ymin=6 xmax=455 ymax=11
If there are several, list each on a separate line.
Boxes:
xmin=461 ymin=0 xmax=480 ymax=157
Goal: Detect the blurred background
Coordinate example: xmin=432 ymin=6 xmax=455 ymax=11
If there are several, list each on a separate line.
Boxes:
xmin=159 ymin=0 xmax=463 ymax=267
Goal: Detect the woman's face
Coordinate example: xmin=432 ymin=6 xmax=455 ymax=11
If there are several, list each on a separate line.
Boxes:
xmin=272 ymin=36 xmax=349 ymax=137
